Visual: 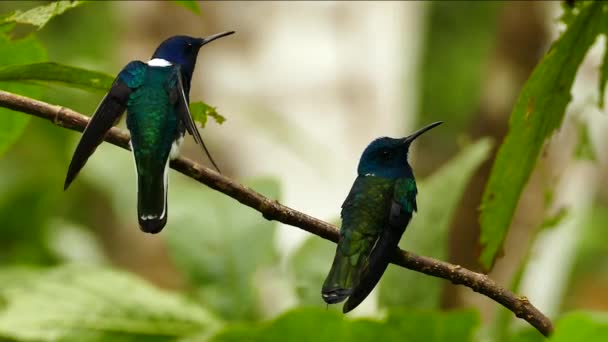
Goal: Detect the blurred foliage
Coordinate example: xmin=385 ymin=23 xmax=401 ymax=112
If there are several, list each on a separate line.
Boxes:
xmin=0 ymin=266 xmax=221 ymax=341
xmin=599 ymin=37 xmax=608 ymax=108
xmin=574 ymin=120 xmax=596 ymax=161
xmin=172 ymin=1 xmax=201 ymax=16
xmin=287 ymin=236 xmax=337 ymax=308
xmin=165 ymin=178 xmax=280 ymax=321
xmin=210 ymin=308 xmax=479 ymax=342
xmin=418 ymin=1 xmax=502 ymax=152
xmin=0 ymin=32 xmax=45 ymax=156
xmin=479 ymin=0 xmax=608 ymax=269
xmin=0 ymin=1 xmax=604 ymax=342
xmin=1 ymin=1 xmax=84 ymax=30
xmin=0 ymin=62 xmax=112 ymax=93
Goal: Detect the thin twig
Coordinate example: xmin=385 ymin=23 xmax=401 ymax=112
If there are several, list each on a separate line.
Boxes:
xmin=0 ymin=90 xmax=554 ymax=337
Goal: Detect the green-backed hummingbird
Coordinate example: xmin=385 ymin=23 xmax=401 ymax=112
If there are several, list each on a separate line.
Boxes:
xmin=64 ymin=31 xmax=235 ymax=234
xmin=322 ymin=121 xmax=443 ymax=312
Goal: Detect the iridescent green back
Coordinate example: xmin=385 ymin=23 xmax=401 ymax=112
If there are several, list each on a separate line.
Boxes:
xmin=323 ymin=175 xmax=418 ymax=296
xmin=323 ymin=176 xmax=394 ymax=292
xmin=124 ymin=65 xmax=181 ymax=224
xmin=126 ymin=66 xmax=180 ymax=168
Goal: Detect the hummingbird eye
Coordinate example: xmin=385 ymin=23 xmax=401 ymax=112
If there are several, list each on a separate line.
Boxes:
xmin=381 ymin=150 xmax=391 ymax=159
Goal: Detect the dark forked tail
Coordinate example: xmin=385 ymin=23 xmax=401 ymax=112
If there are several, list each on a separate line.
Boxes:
xmin=136 ymin=164 xmax=168 ymax=234
xmin=322 ymin=246 xmax=360 ymax=305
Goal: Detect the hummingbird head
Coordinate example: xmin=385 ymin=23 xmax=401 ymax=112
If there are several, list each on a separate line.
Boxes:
xmin=357 ymin=121 xmax=443 ymax=178
xmin=151 ymin=31 xmax=235 ymax=89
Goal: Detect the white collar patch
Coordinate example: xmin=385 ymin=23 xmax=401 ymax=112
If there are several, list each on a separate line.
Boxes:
xmin=147 ymin=58 xmax=172 ymax=67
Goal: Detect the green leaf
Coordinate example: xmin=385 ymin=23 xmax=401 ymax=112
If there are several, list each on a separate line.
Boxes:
xmin=0 ymin=266 xmax=221 ymax=342
xmin=165 ymin=178 xmax=280 ymax=320
xmin=385 ymin=309 xmax=479 ymax=342
xmin=190 ymin=102 xmax=226 ymax=128
xmin=599 ymin=37 xmax=608 ymax=108
xmin=0 ymin=62 xmax=113 ymax=93
xmin=3 ymin=1 xmax=86 ymax=30
xmin=210 ymin=308 xmax=479 ymax=342
xmin=509 ymin=328 xmax=545 ymax=342
xmin=550 ymin=312 xmax=608 ymax=342
xmin=0 ymin=62 xmax=225 ymax=124
xmin=173 ymin=1 xmax=201 ymax=15
xmin=478 ymin=1 xmax=606 ymax=270
xmin=0 ymin=33 xmax=46 ymax=157
xmin=574 ymin=119 xmax=596 ymax=161
xmin=379 ymin=138 xmax=492 ymax=309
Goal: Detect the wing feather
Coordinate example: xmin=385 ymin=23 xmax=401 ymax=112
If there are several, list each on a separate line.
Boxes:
xmin=64 ymin=61 xmax=145 ymax=190
xmin=172 ymin=68 xmax=221 ymax=173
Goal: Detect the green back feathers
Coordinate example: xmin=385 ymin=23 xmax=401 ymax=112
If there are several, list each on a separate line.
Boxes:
xmin=126 ymin=65 xmax=181 ymax=171
xmin=324 ymin=176 xmax=394 ymax=291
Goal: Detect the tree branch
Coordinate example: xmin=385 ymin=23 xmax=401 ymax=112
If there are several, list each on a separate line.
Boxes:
xmin=0 ymin=90 xmax=554 ymax=337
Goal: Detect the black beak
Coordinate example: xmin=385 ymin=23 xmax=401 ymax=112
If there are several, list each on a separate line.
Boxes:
xmin=198 ymin=31 xmax=235 ymax=46
xmin=402 ymin=121 xmax=443 ymax=145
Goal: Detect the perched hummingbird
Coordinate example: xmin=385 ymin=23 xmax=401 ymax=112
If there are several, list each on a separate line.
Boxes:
xmin=321 ymin=121 xmax=442 ymax=313
xmin=64 ymin=31 xmax=235 ymax=234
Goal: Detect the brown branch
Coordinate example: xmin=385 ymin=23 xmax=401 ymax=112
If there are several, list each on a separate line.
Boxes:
xmin=0 ymin=90 xmax=554 ymax=337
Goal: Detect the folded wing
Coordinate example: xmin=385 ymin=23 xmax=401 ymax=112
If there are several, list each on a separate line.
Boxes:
xmin=64 ymin=61 xmax=146 ymax=190
xmin=170 ymin=67 xmax=221 ymax=172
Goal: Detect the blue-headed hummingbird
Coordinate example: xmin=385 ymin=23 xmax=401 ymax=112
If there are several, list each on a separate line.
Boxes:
xmin=322 ymin=121 xmax=443 ymax=312
xmin=64 ymin=31 xmax=235 ymax=234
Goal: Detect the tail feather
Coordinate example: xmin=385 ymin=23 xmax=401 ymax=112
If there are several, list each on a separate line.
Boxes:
xmin=343 ymin=226 xmax=407 ymax=313
xmin=322 ymin=248 xmax=360 ymax=304
xmin=341 ymin=238 xmax=394 ymax=312
xmin=136 ymin=161 xmax=169 ymax=234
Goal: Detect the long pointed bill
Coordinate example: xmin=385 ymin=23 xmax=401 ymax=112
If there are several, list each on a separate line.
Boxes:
xmin=402 ymin=121 xmax=443 ymax=145
xmin=199 ymin=31 xmax=235 ymax=46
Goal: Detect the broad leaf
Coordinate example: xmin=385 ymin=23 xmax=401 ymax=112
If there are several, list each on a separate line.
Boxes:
xmin=165 ymin=178 xmax=280 ymax=320
xmin=3 ymin=1 xmax=86 ymax=30
xmin=210 ymin=308 xmax=479 ymax=342
xmin=0 ymin=266 xmax=221 ymax=342
xmin=386 ymin=310 xmax=479 ymax=342
xmin=550 ymin=312 xmax=608 ymax=342
xmin=0 ymin=61 xmax=225 ymax=123
xmin=0 ymin=33 xmax=46 ymax=157
xmin=379 ymin=138 xmax=492 ymax=309
xmin=173 ymin=1 xmax=201 ymax=15
xmin=479 ymin=1 xmax=606 ymax=269
xmin=0 ymin=62 xmax=113 ymax=93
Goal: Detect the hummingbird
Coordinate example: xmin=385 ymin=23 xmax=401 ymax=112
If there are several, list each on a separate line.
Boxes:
xmin=64 ymin=31 xmax=235 ymax=234
xmin=321 ymin=121 xmax=442 ymax=313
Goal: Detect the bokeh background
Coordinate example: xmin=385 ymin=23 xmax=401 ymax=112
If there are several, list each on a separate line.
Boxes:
xmin=0 ymin=1 xmax=606 ymax=341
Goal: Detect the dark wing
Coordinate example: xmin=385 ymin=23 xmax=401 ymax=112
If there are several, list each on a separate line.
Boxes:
xmin=64 ymin=61 xmax=146 ymax=190
xmin=171 ymin=67 xmax=221 ymax=173
xmin=343 ymin=178 xmax=416 ymax=313
xmin=322 ymin=176 xmax=394 ymax=307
